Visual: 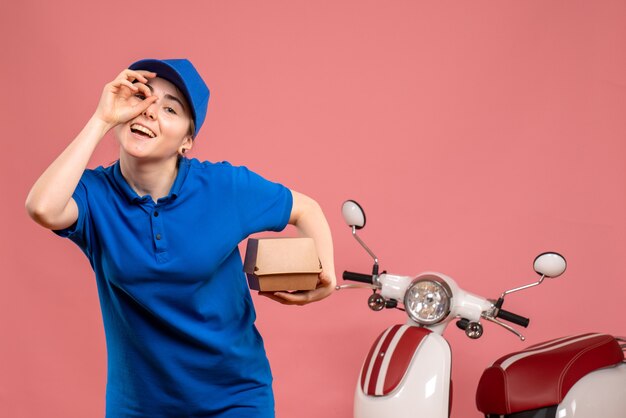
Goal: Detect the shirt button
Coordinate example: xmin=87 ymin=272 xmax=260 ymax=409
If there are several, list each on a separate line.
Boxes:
xmin=156 ymin=234 xmax=162 ymax=240
xmin=154 ymin=211 xmax=159 ymax=217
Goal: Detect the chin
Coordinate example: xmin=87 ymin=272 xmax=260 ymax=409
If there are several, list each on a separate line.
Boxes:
xmin=117 ymin=127 xmax=152 ymax=155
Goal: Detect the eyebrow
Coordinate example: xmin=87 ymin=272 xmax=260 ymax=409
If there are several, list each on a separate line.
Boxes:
xmin=145 ymin=83 xmax=186 ymax=111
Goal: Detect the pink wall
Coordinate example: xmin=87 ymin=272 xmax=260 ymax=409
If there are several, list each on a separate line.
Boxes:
xmin=2 ymin=1 xmax=625 ymax=417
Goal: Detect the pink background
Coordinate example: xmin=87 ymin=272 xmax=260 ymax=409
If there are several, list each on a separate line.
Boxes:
xmin=2 ymin=1 xmax=625 ymax=417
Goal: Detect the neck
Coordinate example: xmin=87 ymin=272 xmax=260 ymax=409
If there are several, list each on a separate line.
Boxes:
xmin=119 ymin=154 xmax=180 ymax=202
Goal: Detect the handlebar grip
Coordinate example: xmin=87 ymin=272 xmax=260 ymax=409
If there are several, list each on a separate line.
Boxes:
xmin=497 ymin=309 xmax=530 ymax=328
xmin=343 ymin=271 xmax=374 ymax=284
xmin=456 ymin=318 xmax=470 ymax=330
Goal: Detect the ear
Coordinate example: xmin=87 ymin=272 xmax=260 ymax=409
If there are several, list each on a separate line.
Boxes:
xmin=179 ymin=136 xmax=194 ymax=156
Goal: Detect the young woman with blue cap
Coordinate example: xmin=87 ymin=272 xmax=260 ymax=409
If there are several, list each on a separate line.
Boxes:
xmin=26 ymin=58 xmax=336 ymax=417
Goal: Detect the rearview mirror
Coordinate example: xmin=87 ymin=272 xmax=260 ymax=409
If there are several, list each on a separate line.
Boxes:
xmin=533 ymin=252 xmax=567 ymax=278
xmin=342 ymin=200 xmax=366 ymax=230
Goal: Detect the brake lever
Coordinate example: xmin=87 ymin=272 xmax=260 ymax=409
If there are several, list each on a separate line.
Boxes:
xmin=482 ymin=313 xmax=526 ymax=341
xmin=335 ymin=283 xmax=380 ymax=291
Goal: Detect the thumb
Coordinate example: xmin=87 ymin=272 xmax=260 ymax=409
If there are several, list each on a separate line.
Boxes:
xmin=318 ymin=271 xmax=333 ymax=287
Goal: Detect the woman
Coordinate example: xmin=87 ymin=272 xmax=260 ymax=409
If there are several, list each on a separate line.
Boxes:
xmin=25 ymin=58 xmax=336 ymax=417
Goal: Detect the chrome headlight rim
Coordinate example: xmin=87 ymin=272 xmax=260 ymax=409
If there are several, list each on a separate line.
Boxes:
xmin=403 ymin=276 xmax=453 ymax=325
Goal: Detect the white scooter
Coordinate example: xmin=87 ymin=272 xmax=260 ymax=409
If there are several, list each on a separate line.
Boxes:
xmin=337 ymin=200 xmax=626 ymax=418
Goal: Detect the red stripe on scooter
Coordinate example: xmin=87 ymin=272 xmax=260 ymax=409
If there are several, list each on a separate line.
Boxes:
xmin=360 ymin=329 xmax=387 ymax=390
xmin=367 ymin=325 xmax=403 ymax=395
xmin=493 ymin=333 xmax=599 ymax=367
xmin=382 ymin=327 xmax=431 ymax=395
xmin=525 ymin=333 xmax=600 ymax=351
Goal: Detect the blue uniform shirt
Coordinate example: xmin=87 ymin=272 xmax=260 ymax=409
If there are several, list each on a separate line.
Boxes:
xmin=53 ymin=157 xmax=293 ymax=417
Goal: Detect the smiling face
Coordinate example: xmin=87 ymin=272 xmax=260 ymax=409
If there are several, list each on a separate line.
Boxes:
xmin=114 ymin=77 xmax=194 ymax=161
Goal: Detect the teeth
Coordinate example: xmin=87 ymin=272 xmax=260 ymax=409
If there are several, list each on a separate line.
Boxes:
xmin=131 ymin=124 xmax=156 ymax=138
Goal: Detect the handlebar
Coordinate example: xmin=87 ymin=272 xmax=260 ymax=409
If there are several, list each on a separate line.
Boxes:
xmin=343 ymin=270 xmax=531 ymax=330
xmin=343 ymin=271 xmax=374 ymax=284
xmin=496 ymin=309 xmax=530 ymax=328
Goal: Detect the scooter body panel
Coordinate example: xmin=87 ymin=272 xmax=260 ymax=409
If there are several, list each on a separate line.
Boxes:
xmin=556 ymin=362 xmax=626 ymax=418
xmin=354 ymin=331 xmax=451 ymax=418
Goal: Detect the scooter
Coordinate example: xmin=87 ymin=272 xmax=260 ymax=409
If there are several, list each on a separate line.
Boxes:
xmin=337 ymin=200 xmax=626 ymax=418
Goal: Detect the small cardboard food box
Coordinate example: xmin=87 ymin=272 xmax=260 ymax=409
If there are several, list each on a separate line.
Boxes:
xmin=243 ymin=237 xmax=322 ymax=291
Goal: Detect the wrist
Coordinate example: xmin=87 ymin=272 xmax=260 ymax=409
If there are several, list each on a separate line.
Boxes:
xmin=88 ymin=114 xmax=115 ymax=137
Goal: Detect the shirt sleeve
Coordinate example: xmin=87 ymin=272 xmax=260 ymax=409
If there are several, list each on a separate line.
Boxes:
xmin=235 ymin=165 xmax=293 ymax=237
xmin=51 ymin=177 xmax=93 ymax=258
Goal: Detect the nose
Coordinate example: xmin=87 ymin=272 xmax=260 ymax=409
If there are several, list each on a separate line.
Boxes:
xmin=143 ymin=102 xmax=157 ymax=120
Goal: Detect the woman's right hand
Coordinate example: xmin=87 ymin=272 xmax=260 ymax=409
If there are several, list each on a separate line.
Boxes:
xmin=26 ymin=69 xmax=161 ymax=230
xmin=93 ymin=69 xmax=158 ymax=130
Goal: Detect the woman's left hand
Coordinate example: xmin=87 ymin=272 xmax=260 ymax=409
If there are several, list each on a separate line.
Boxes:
xmin=258 ymin=271 xmax=336 ymax=306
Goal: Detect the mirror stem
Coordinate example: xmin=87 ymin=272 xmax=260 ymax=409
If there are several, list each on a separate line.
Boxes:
xmin=352 ymin=226 xmax=379 ymax=267
xmin=500 ymin=275 xmax=546 ymax=299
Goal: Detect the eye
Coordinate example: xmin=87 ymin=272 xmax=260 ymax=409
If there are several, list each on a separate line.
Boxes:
xmin=134 ymin=93 xmax=146 ymax=100
xmin=165 ymin=107 xmax=177 ymax=115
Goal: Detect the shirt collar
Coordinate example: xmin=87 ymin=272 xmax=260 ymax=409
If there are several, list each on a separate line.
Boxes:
xmin=113 ymin=157 xmax=191 ymax=204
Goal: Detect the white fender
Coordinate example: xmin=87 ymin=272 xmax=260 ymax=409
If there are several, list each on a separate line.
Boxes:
xmin=354 ymin=332 xmax=451 ymax=418
xmin=556 ymin=362 xmax=626 ymax=417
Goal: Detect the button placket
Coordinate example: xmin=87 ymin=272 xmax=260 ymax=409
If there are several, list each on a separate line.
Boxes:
xmin=150 ymin=205 xmax=168 ymax=260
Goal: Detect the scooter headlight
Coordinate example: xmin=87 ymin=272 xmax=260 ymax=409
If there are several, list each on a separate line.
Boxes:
xmin=404 ymin=277 xmax=452 ymax=325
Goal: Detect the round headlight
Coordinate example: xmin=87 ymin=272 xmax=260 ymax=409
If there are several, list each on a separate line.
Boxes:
xmin=404 ymin=277 xmax=452 ymax=325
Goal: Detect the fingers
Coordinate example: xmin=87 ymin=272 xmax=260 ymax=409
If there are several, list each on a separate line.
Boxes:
xmin=108 ymin=69 xmax=156 ymax=94
xmin=257 ymin=272 xmax=336 ymax=306
xmin=118 ymin=79 xmax=139 ymax=92
xmin=269 ymin=289 xmax=327 ymax=306
xmin=133 ymin=69 xmax=157 ymax=79
xmin=95 ymin=69 xmax=158 ymax=126
xmin=131 ymin=94 xmax=158 ymax=114
xmin=132 ymin=82 xmax=151 ymax=97
xmin=274 ymin=291 xmax=312 ymax=305
xmin=258 ymin=290 xmax=311 ymax=305
xmin=258 ymin=292 xmax=295 ymax=305
xmin=116 ymin=69 xmax=156 ymax=84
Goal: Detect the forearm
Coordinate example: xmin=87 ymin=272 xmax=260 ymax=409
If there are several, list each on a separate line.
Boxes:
xmin=292 ymin=197 xmax=336 ymax=286
xmin=259 ymin=191 xmax=336 ymax=305
xmin=25 ymin=116 xmax=109 ymax=222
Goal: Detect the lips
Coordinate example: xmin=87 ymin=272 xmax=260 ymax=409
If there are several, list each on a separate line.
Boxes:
xmin=130 ymin=123 xmax=156 ymax=138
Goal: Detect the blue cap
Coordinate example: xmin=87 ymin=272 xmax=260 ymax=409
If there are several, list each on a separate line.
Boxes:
xmin=129 ymin=58 xmax=210 ymax=138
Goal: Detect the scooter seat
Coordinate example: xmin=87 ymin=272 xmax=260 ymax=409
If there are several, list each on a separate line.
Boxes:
xmin=476 ymin=333 xmax=624 ymax=415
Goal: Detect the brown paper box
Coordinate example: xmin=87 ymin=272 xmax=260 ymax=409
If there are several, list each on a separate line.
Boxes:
xmin=243 ymin=237 xmax=322 ymax=291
